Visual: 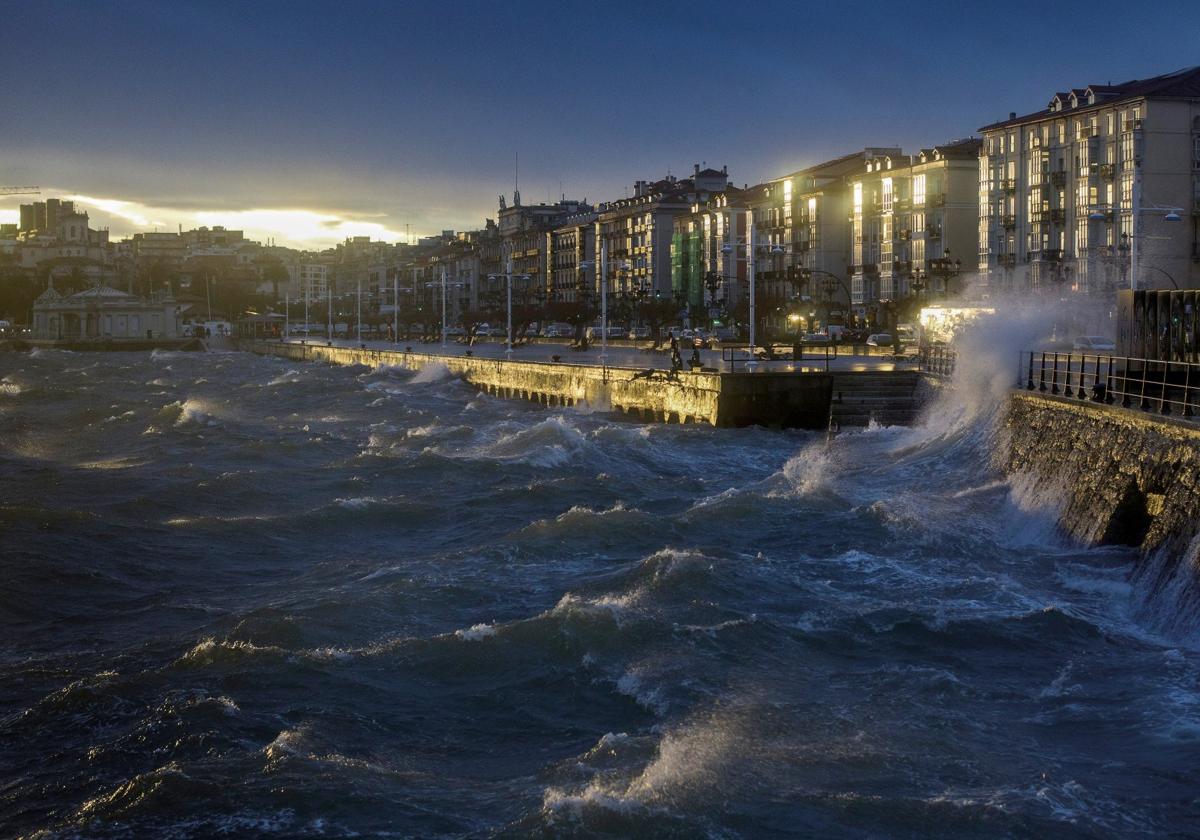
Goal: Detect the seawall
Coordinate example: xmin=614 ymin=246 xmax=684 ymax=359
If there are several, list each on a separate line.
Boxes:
xmin=243 ymin=341 xmax=922 ymax=430
xmin=1001 ymin=392 xmax=1200 ymax=617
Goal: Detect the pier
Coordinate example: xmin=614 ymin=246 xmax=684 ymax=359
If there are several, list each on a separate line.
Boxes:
xmin=243 ymin=339 xmax=930 ymax=430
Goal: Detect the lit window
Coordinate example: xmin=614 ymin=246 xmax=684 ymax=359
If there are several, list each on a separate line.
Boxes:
xmin=913 ymin=174 xmax=926 ymax=205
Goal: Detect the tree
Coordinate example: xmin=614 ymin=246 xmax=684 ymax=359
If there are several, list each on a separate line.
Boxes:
xmin=639 ymin=296 xmax=683 ymax=349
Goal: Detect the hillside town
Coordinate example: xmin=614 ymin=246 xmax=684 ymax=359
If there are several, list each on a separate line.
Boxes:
xmin=3 ymin=64 xmax=1199 ymax=342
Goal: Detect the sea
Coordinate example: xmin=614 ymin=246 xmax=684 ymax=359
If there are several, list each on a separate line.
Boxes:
xmin=1 ymin=341 xmax=1198 ymax=839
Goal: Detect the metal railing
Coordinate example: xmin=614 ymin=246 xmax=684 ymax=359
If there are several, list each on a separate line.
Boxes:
xmin=1018 ymin=351 xmax=1200 ymax=419
xmin=919 ymin=346 xmax=957 ymax=378
xmin=722 ymin=342 xmax=838 ymax=372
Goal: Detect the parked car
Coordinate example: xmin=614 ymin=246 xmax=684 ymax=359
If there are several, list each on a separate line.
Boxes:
xmin=541 ymin=322 xmax=574 ymax=338
xmin=627 ymin=327 xmax=650 ymax=340
xmin=1073 ymin=335 xmax=1116 ymax=352
xmin=710 ymin=327 xmax=736 ymax=342
xmin=866 ymin=333 xmax=894 ymax=347
xmin=801 ymin=332 xmax=831 ymax=344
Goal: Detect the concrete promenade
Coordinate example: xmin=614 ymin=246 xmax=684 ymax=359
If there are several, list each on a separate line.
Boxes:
xmin=249 ymin=338 xmax=927 ymax=429
xmin=283 ymin=336 xmax=920 ymax=375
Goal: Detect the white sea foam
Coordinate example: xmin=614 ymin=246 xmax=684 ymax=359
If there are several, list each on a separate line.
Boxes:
xmin=454 ymin=622 xmax=497 ymax=641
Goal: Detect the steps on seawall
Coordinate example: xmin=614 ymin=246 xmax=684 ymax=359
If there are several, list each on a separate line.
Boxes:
xmin=828 ymin=371 xmax=924 ymax=429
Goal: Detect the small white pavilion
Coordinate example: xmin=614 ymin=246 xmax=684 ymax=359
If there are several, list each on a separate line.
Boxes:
xmin=32 ymin=283 xmax=182 ymax=340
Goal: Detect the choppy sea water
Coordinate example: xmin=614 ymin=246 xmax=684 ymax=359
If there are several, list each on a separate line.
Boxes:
xmin=1 ymin=346 xmax=1198 ymax=839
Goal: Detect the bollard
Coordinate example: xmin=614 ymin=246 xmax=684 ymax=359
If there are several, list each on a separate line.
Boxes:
xmin=1105 ymin=356 xmax=1115 ymax=404
xmin=1051 ymin=353 xmax=1060 ymax=395
xmin=1039 ymin=352 xmax=1047 ymax=392
xmin=1026 ymin=352 xmax=1035 ymax=390
xmin=1064 ymin=353 xmax=1074 ymax=397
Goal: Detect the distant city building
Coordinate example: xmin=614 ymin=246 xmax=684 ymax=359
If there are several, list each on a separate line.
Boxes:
xmin=979 ymin=65 xmax=1200 ymax=296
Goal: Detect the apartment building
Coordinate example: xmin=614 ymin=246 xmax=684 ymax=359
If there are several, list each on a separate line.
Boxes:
xmin=497 ymin=194 xmax=592 ymax=300
xmin=599 ymin=165 xmax=729 ymax=302
xmin=547 ymin=209 xmax=598 ymax=303
xmin=979 ymin=66 xmax=1200 ymax=296
xmin=671 ymin=187 xmax=750 ymax=319
xmin=848 ymin=141 xmax=980 ymax=322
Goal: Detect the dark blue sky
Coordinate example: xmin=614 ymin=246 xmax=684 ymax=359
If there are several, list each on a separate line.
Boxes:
xmin=2 ymin=0 xmax=1198 ymax=245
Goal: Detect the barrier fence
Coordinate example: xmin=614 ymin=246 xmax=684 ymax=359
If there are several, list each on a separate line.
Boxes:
xmin=1019 ymin=350 xmax=1200 ymax=419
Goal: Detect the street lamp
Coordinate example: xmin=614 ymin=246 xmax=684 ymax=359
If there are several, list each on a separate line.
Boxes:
xmin=487 ymin=245 xmax=531 ymax=359
xmin=1088 ymin=201 xmax=1182 ymax=290
xmin=427 ymin=266 xmax=464 ymax=348
xmin=721 ymin=211 xmax=784 ymax=370
xmin=579 ymin=245 xmax=629 ymax=366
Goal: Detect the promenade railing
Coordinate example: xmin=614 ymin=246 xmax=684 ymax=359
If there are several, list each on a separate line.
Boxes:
xmin=1019 ymin=350 xmax=1200 ymax=419
xmin=918 ymin=346 xmax=957 ymax=378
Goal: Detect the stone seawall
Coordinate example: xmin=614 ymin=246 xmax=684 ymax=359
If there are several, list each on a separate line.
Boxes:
xmin=1001 ymin=392 xmax=1200 ymax=619
xmin=244 ymin=341 xmax=844 ymax=428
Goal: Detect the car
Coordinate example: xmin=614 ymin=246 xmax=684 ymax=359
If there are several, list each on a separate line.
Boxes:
xmin=541 ymin=323 xmax=574 ymax=338
xmin=1073 ymin=335 xmax=1116 ymax=352
xmin=446 ymin=326 xmax=465 ymax=336
xmin=801 ymin=332 xmax=831 ymax=344
xmin=627 ymin=327 xmax=650 ymax=340
xmin=710 ymin=327 xmax=736 ymax=342
xmin=866 ymin=333 xmax=894 ymax=347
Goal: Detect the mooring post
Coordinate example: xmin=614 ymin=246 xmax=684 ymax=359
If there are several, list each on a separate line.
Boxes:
xmin=1039 ymin=352 xmax=1047 ymax=392
xmin=1051 ymin=353 xmax=1059 ymax=395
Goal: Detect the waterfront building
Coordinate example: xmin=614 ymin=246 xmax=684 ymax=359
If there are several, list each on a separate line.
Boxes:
xmin=547 ymin=209 xmax=598 ymax=303
xmin=978 ymin=66 xmax=1200 ymax=297
xmin=671 ymin=187 xmax=750 ymax=323
xmin=31 ymin=283 xmax=180 ymax=339
xmin=849 ymin=140 xmax=980 ymax=324
xmin=497 ymin=194 xmax=592 ymax=300
xmin=600 ymin=165 xmax=729 ymax=306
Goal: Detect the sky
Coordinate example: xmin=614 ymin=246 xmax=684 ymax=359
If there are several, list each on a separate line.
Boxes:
xmin=2 ymin=0 xmax=1198 ymax=249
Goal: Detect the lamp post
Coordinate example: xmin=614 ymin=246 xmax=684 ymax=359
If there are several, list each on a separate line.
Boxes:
xmin=579 ymin=243 xmax=628 ymax=366
xmin=429 ymin=266 xmax=464 ymax=348
xmin=1088 ymin=201 xmax=1182 ymax=290
xmin=487 ymin=245 xmax=531 ymax=359
xmin=722 ymin=212 xmax=784 ymax=371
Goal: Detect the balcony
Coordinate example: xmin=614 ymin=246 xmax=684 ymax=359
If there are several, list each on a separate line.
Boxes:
xmin=1049 ymin=171 xmax=1067 ymax=187
xmin=1030 ymin=136 xmax=1042 ymax=149
xmin=928 ymin=194 xmax=946 ymax=207
xmin=997 ymin=254 xmax=1017 ymax=268
xmin=1098 ymin=163 xmax=1115 ymax=179
xmin=1001 ymin=214 xmax=1017 ymax=228
xmin=1123 ymin=118 xmax=1143 ymax=132
xmin=926 ymin=225 xmax=942 ymax=238
xmin=1043 ymin=248 xmax=1065 ymax=262
xmin=1050 ymin=209 xmax=1066 ymax=224
xmin=1076 ymin=125 xmax=1098 ymax=141
xmin=999 ymin=178 xmax=1016 ymax=193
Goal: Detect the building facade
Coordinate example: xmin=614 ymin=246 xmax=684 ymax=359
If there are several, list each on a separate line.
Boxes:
xmin=849 ymin=140 xmax=981 ymax=321
xmin=979 ymin=66 xmax=1200 ymax=297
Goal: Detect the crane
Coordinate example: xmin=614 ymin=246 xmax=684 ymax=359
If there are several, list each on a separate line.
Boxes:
xmin=0 ymin=186 xmax=40 ymax=195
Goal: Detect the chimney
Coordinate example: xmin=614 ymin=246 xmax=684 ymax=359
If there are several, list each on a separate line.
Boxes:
xmin=694 ymin=163 xmax=700 ymax=176
xmin=1009 ymin=112 xmax=1016 ymax=120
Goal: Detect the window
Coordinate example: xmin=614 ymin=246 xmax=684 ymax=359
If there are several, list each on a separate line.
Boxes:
xmin=882 ymin=178 xmax=893 ymax=212
xmin=913 ymin=174 xmax=926 ymax=205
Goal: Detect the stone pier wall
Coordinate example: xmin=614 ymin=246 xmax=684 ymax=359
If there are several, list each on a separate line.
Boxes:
xmin=1001 ymin=392 xmax=1200 ymax=608
xmin=244 ymin=341 xmax=913 ymax=430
